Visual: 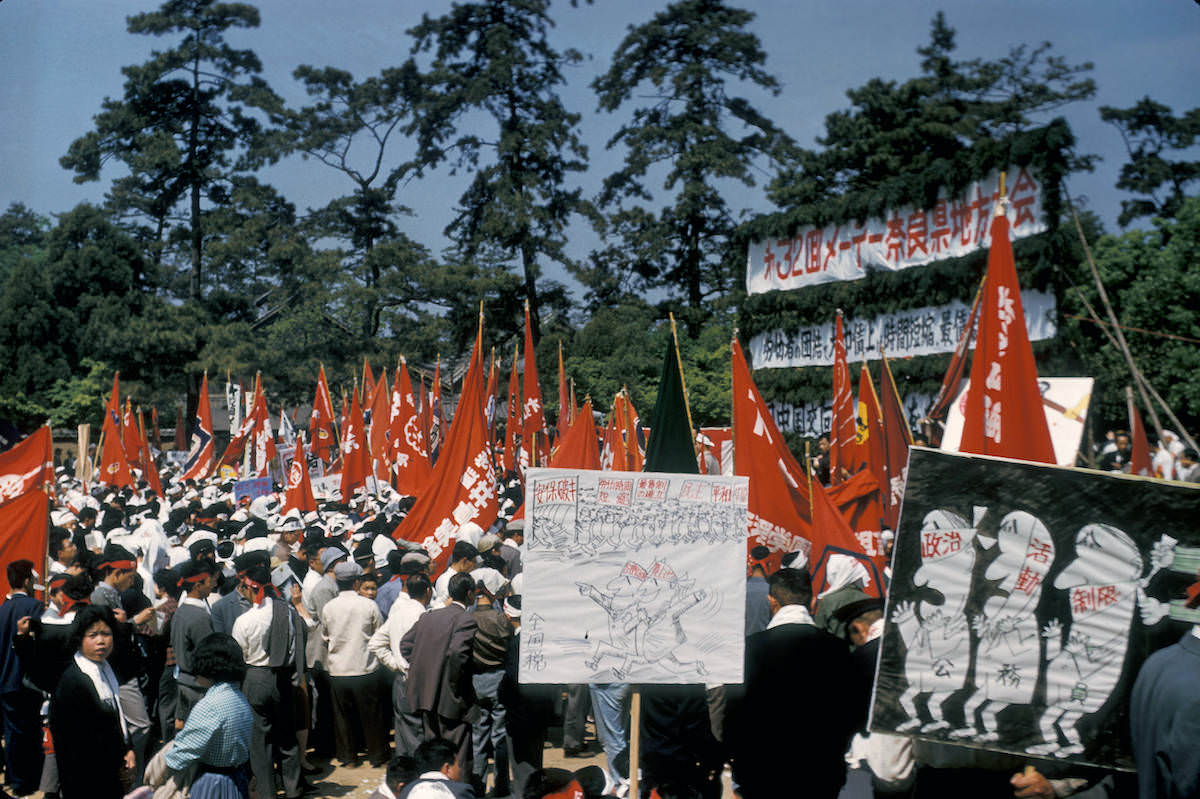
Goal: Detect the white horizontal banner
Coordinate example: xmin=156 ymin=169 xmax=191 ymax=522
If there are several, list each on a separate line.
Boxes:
xmin=746 ymin=167 xmax=1046 ymax=295
xmin=747 ymin=289 xmax=1056 ymax=370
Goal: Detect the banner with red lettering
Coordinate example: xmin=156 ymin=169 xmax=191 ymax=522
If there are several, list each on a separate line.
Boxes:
xmin=746 ymin=167 xmax=1046 ymax=294
xmin=872 ymin=446 xmax=1200 ymax=770
xmin=0 ymin=426 xmax=52 ymax=503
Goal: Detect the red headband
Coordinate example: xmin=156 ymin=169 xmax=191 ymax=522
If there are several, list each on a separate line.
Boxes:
xmin=243 ymin=576 xmax=268 ymax=605
xmin=1186 ymin=574 xmax=1200 ymax=610
xmin=61 ymin=595 xmax=89 ymax=615
xmin=100 ymin=559 xmax=136 ymax=571
xmin=178 ymin=572 xmax=208 ymax=590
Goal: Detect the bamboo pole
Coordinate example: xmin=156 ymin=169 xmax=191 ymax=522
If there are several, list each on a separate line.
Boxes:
xmin=629 ymin=687 xmax=642 ymax=798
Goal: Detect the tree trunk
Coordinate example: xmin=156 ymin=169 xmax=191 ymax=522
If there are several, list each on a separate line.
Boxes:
xmin=188 ymin=45 xmax=202 ymax=301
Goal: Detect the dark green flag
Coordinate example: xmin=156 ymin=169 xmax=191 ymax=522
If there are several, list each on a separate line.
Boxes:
xmin=643 ymin=325 xmax=698 ymax=474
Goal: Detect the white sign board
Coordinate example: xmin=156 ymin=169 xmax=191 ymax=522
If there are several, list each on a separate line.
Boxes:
xmin=521 ymin=468 xmax=748 ymax=685
xmin=940 ymin=377 xmax=1093 ymax=467
xmin=746 ymin=166 xmax=1046 ymax=294
xmin=748 ymin=289 xmax=1056 ymax=369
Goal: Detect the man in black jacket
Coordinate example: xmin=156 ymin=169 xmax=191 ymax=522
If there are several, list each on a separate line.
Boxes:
xmin=729 ymin=567 xmax=861 ymax=799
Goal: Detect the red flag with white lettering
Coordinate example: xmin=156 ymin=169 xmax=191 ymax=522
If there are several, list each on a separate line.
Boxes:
xmin=339 ymin=387 xmax=371 ymax=498
xmin=369 ymin=367 xmax=392 ymax=480
xmin=309 ymin=365 xmax=337 ymax=463
xmin=391 ymin=359 xmax=431 ymax=497
xmin=98 ymin=373 xmax=133 ymax=488
xmin=810 ymin=477 xmax=883 ymax=599
xmin=248 ymin=375 xmax=277 ymax=478
xmin=830 ymin=312 xmax=858 ymax=484
xmin=521 ymin=303 xmax=549 ymax=468
xmin=960 ymin=214 xmax=1055 ymax=463
xmin=121 ymin=398 xmax=140 ymax=471
xmin=0 ymin=426 xmax=52 ymax=503
xmin=282 ymin=434 xmax=318 ymax=515
xmin=0 ymin=489 xmax=48 ymax=580
xmin=392 ymin=316 xmax=498 ymax=573
xmin=732 ymin=338 xmax=813 ymax=571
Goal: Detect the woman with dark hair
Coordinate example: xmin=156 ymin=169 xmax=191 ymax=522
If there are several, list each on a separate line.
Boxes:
xmin=50 ymin=604 xmax=135 ymax=799
xmin=163 ymin=632 xmax=254 ymax=799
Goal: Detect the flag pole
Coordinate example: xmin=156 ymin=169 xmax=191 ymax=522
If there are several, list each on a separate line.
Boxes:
xmin=805 ymin=440 xmax=814 ymax=519
xmin=668 ymin=313 xmax=700 ymax=465
xmin=629 ymin=688 xmax=642 ymax=799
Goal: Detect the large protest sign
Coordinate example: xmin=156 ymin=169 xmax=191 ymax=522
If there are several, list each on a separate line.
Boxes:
xmin=871 ymin=448 xmax=1200 ymax=770
xmin=940 ymin=378 xmax=1093 ymax=467
xmin=521 ymin=468 xmax=748 ymax=685
xmin=746 ymin=167 xmax=1046 ymax=295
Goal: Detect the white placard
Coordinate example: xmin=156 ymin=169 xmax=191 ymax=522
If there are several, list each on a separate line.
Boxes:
xmin=521 ymin=468 xmax=748 ymax=685
xmin=748 ymin=289 xmax=1056 ymax=370
xmin=940 ymin=377 xmax=1093 ymax=467
xmin=746 ymin=167 xmax=1046 ymax=294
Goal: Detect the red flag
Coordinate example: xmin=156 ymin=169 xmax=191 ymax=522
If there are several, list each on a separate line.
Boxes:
xmin=927 ymin=280 xmax=985 ymax=426
xmin=362 ymin=358 xmax=376 ymax=406
xmin=960 ymin=214 xmax=1055 ymax=463
xmin=732 ymin=338 xmax=814 ymax=571
xmin=698 ymin=427 xmax=732 ymax=475
xmin=174 ymin=403 xmax=186 ymax=452
xmin=339 ymin=387 xmax=371 ymax=498
xmin=810 ymin=477 xmax=882 ymax=599
xmin=879 ymin=355 xmax=914 ymax=529
xmin=484 ymin=348 xmax=499 ymax=450
xmin=504 ymin=346 xmax=520 ymax=474
xmin=369 ymin=367 xmax=392 ymax=480
xmin=121 ymin=398 xmax=140 ymax=468
xmin=393 ymin=315 xmax=498 ymax=574
xmin=309 ymin=365 xmax=337 ymax=462
xmin=136 ymin=408 xmax=163 ymax=497
xmin=391 ymin=358 xmax=432 ymax=496
xmin=556 ymin=341 xmax=570 ymax=443
xmin=830 ymin=311 xmax=857 ymax=484
xmin=1128 ymin=390 xmax=1153 ymax=477
xmin=0 ymin=490 xmax=49 ymax=580
xmin=282 ymin=434 xmax=318 ymax=515
xmin=429 ymin=358 xmax=446 ymax=461
xmin=98 ymin=373 xmax=133 ymax=488
xmin=849 ymin=365 xmax=887 ymax=555
xmin=548 ymin=398 xmax=600 ymax=469
xmin=248 ymin=375 xmax=277 ymax=478
xmin=182 ymin=372 xmax=215 ymax=481
xmin=0 ymin=426 xmax=52 ymax=503
xmin=521 ymin=302 xmax=549 ymax=468
xmin=619 ymin=391 xmax=644 ymax=472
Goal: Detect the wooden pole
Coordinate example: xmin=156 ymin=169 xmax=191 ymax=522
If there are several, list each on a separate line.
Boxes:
xmin=1071 ymin=207 xmax=1165 ymax=438
xmin=629 ymin=687 xmax=642 ymax=798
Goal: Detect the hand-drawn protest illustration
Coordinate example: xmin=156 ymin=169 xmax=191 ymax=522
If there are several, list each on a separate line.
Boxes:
xmin=872 ymin=447 xmax=1200 ymax=771
xmin=891 ymin=509 xmax=976 ymax=733
xmin=952 ymin=511 xmax=1055 ymax=741
xmin=521 ymin=468 xmax=747 ymax=685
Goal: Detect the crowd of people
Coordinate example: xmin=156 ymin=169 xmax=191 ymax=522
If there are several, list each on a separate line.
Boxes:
xmin=0 ymin=454 xmax=1194 ymax=799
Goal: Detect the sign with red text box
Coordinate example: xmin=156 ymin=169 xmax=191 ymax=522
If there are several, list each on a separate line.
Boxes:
xmin=522 ymin=467 xmax=748 ymax=684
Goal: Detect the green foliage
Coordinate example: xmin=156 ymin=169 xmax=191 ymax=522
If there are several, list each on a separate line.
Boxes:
xmin=44 ymin=359 xmax=111 ymax=428
xmin=0 ymin=203 xmax=50 ymax=287
xmin=408 ymin=0 xmax=589 ymax=335
xmin=1060 ymin=196 xmax=1200 ymax=433
xmin=61 ymin=0 xmax=279 ymax=301
xmin=1099 ymin=97 xmax=1200 ymax=226
xmin=588 ymin=0 xmax=790 ymax=322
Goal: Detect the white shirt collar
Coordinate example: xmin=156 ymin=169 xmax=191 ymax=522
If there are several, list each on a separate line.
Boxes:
xmin=767 ymin=603 xmax=815 ymax=630
xmin=180 ymin=596 xmax=210 ymax=612
xmin=1192 ymin=626 xmax=1200 ymax=641
xmin=417 ymin=771 xmax=449 ymax=781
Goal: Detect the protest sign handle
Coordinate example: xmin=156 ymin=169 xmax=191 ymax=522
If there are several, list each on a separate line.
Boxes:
xmin=629 ymin=686 xmax=641 ymax=799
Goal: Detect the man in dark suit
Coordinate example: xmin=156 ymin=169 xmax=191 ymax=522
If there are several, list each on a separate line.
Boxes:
xmin=401 ymin=571 xmax=479 ymax=775
xmin=728 ymin=567 xmax=861 ymax=799
xmin=0 ymin=559 xmax=46 ymax=796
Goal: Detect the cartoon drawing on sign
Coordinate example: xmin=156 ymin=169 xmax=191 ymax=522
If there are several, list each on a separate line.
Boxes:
xmin=1026 ymin=525 xmax=1173 ymax=758
xmin=578 ymin=560 xmax=710 ymax=680
xmin=892 ymin=510 xmax=976 ymax=733
xmin=951 ymin=511 xmax=1055 ymax=742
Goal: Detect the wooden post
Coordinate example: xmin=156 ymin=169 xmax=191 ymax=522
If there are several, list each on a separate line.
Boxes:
xmin=629 ymin=687 xmax=642 ymax=798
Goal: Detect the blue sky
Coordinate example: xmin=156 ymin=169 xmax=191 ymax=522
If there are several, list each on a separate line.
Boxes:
xmin=2 ymin=0 xmax=1197 ymax=290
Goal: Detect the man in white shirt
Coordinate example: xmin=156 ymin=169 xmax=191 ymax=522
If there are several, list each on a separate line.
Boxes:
xmin=232 ymin=564 xmax=307 ymax=799
xmin=321 ymin=560 xmax=388 ymax=767
xmin=432 ymin=541 xmax=478 ymax=606
xmin=369 ymin=573 xmax=432 ymax=757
